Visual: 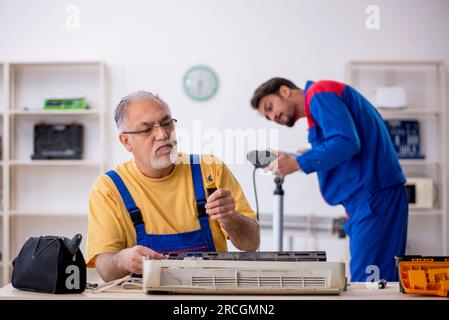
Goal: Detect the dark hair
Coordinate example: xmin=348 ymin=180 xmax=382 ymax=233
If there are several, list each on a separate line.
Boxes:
xmin=250 ymin=77 xmax=299 ymax=109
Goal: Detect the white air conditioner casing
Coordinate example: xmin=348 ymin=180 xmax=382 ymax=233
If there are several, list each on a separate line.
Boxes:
xmin=143 ymin=258 xmax=346 ymax=295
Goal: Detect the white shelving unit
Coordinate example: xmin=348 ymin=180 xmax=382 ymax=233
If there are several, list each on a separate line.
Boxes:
xmin=0 ymin=62 xmax=4 ymax=285
xmin=1 ymin=61 xmax=106 ymax=285
xmin=346 ymin=60 xmax=448 ymax=256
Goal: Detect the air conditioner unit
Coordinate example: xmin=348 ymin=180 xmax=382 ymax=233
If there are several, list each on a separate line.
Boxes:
xmin=143 ymin=252 xmax=346 ymax=295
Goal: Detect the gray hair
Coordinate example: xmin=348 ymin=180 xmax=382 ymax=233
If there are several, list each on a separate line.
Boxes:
xmin=114 ymin=91 xmax=169 ymax=130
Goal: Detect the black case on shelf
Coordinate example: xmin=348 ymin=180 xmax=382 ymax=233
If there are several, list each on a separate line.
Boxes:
xmin=31 ymin=123 xmax=84 ymax=160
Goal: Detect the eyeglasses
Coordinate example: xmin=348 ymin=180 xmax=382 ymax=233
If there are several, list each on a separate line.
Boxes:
xmin=122 ymin=118 xmax=178 ymax=137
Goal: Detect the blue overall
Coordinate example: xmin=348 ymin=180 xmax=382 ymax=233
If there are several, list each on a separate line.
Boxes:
xmin=343 ymin=185 xmax=408 ymax=282
xmin=296 ymin=80 xmax=408 ymax=282
xmin=105 ymin=154 xmax=216 ymax=258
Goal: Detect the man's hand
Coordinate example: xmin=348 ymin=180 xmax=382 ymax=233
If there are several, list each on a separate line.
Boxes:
xmin=205 ymin=189 xmax=236 ymax=227
xmin=265 ymin=151 xmax=302 ymax=178
xmin=115 ymin=245 xmax=165 ymax=275
xmin=205 ymin=188 xmax=260 ymax=252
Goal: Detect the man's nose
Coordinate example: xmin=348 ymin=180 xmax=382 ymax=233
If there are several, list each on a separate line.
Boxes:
xmin=154 ymin=126 xmax=169 ymax=140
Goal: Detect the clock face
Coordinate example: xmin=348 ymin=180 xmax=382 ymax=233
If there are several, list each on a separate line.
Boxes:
xmin=183 ymin=65 xmax=218 ymax=101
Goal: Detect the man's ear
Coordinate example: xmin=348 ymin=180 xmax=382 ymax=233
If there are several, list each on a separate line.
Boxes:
xmin=119 ymin=134 xmax=132 ymax=152
xmin=279 ymin=85 xmax=292 ymax=98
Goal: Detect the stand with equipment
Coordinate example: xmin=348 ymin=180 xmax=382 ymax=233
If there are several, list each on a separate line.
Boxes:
xmin=273 ymin=177 xmax=284 ymax=251
xmin=247 ymin=150 xmax=288 ymax=251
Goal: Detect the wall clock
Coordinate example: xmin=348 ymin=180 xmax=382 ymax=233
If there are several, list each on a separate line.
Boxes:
xmin=183 ymin=65 xmax=219 ymax=101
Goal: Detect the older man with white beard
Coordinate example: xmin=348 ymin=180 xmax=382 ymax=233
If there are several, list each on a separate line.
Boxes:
xmin=87 ymin=91 xmax=259 ymax=281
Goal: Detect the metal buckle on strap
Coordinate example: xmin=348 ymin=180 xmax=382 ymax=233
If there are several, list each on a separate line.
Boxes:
xmin=128 ymin=207 xmax=144 ymax=225
xmin=196 ymin=200 xmax=208 ymax=217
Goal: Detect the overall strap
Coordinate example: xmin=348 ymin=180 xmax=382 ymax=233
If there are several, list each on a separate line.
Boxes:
xmin=190 ymin=154 xmax=207 ymax=217
xmin=105 ymin=170 xmax=144 ymax=226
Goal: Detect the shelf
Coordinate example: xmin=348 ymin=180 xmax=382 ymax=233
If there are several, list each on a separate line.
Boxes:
xmin=1 ymin=60 xmax=107 ymax=286
xmin=9 ymin=109 xmax=101 ymax=116
xmin=409 ymin=209 xmax=442 ymax=216
xmin=9 ymin=160 xmax=101 ymax=166
xmin=348 ymin=60 xmax=442 ymax=66
xmin=9 ymin=211 xmax=87 ymax=217
xmin=346 ymin=59 xmax=447 ymax=256
xmin=379 ymin=109 xmax=441 ymax=118
xmin=10 ymin=61 xmax=103 ymax=67
xmin=400 ymin=159 xmax=439 ymax=166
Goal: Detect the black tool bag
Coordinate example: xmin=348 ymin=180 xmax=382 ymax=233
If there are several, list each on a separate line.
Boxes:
xmin=12 ymin=234 xmax=87 ymax=294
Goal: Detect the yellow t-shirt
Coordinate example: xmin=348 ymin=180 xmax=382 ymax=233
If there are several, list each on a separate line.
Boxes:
xmin=86 ymin=153 xmax=256 ymax=267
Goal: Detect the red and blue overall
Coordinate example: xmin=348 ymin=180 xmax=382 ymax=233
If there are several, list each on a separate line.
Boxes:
xmin=296 ymin=80 xmax=408 ymax=282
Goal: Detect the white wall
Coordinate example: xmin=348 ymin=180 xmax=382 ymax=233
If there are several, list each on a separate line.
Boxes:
xmin=1 ymin=0 xmax=448 ymax=253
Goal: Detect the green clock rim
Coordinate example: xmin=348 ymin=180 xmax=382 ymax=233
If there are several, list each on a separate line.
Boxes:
xmin=183 ymin=65 xmax=219 ymax=101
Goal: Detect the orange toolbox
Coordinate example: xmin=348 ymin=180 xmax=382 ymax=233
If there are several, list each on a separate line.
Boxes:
xmin=396 ymin=255 xmax=449 ymax=297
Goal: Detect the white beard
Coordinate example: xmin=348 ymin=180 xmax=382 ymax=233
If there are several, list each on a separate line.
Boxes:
xmin=150 ymin=144 xmax=178 ymax=169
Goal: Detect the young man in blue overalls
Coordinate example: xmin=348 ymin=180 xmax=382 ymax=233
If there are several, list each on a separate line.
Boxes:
xmin=250 ymin=78 xmax=408 ymax=282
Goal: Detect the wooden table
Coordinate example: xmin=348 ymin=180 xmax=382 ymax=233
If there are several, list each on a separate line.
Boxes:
xmin=0 ymin=282 xmax=443 ymax=300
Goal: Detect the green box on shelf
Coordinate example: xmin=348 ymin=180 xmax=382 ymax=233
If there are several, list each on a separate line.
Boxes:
xmin=43 ymin=97 xmax=88 ymax=110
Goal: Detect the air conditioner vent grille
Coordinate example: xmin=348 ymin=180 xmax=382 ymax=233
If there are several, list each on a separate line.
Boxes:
xmin=160 ymin=268 xmax=329 ymax=288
